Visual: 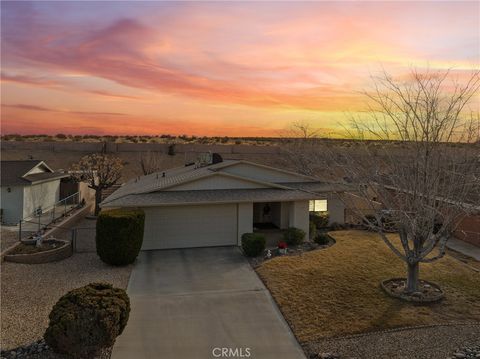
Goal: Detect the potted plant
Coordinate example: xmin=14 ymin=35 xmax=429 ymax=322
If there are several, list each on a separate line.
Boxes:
xmin=278 ymin=241 xmax=288 ymax=255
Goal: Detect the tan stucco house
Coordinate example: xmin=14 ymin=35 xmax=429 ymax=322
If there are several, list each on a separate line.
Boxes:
xmin=101 ymin=159 xmax=347 ymax=250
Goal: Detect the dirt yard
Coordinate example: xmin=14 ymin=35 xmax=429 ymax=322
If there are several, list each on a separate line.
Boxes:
xmin=256 ymin=230 xmax=480 ymax=344
xmin=0 ymin=219 xmax=133 ymax=350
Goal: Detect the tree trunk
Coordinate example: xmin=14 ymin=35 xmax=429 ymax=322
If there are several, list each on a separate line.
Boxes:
xmin=94 ymin=189 xmax=102 ymax=216
xmin=406 ymin=262 xmax=419 ymax=293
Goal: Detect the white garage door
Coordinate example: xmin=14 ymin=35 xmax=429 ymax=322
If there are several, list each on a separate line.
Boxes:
xmin=142 ymin=204 xmax=238 ymax=250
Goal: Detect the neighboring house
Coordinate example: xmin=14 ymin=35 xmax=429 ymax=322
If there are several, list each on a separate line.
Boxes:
xmin=0 ymin=160 xmax=69 ymax=224
xmin=101 ymin=159 xmax=348 ymax=250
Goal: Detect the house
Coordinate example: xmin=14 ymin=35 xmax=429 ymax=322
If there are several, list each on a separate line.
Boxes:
xmin=0 ymin=160 xmax=69 ymax=224
xmin=101 ymin=159 xmax=348 ymax=250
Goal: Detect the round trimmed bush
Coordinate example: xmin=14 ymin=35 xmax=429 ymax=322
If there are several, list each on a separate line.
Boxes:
xmin=44 ymin=282 xmax=130 ymax=358
xmin=241 ymin=233 xmax=266 ymax=257
xmin=283 ymin=227 xmax=306 ymax=246
xmin=96 ymin=209 xmax=145 ymax=265
xmin=314 ymin=233 xmax=330 ymax=245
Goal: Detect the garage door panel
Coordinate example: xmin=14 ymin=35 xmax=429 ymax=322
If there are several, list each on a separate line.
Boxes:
xmin=142 ymin=204 xmax=237 ymax=250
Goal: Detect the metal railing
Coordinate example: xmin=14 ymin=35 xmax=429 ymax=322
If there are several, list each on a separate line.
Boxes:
xmin=18 ymin=192 xmax=81 ymax=240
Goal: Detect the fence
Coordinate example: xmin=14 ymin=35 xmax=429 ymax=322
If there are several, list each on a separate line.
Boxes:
xmin=19 ymin=192 xmax=80 ymax=240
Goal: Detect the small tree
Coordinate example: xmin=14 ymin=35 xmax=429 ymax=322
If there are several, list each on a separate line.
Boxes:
xmin=71 ymin=154 xmax=123 ymax=215
xmin=302 ymin=69 xmax=480 ymax=294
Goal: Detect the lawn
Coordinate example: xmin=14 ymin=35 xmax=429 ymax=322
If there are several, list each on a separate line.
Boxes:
xmin=256 ymin=230 xmax=480 ymax=344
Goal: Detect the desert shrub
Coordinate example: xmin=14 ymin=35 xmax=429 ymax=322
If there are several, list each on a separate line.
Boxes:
xmin=314 ymin=233 xmax=330 ymax=245
xmin=96 ymin=209 xmax=145 ymax=265
xmin=241 ymin=233 xmax=266 ymax=257
xmin=310 ymin=212 xmax=329 ymax=228
xmin=309 ymin=221 xmax=317 ymax=239
xmin=283 ymin=227 xmax=306 ymax=246
xmin=44 ymin=282 xmax=130 ymax=358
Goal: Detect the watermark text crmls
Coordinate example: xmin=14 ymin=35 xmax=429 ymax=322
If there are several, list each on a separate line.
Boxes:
xmin=212 ymin=347 xmax=251 ymax=358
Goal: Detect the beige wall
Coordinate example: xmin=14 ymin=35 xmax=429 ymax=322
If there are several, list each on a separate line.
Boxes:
xmin=237 ymin=202 xmax=253 ymax=245
xmin=78 ymin=182 xmax=95 ymax=204
xmin=288 ymin=200 xmax=310 ymax=238
xmin=327 ymin=195 xmax=345 ymax=225
xmin=23 ymin=180 xmax=60 ymax=219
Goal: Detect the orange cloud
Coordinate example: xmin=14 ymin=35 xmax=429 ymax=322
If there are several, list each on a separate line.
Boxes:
xmin=1 ymin=1 xmax=478 ymax=136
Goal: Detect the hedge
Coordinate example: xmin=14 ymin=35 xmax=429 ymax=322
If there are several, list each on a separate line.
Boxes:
xmin=96 ymin=209 xmax=145 ymax=265
xmin=44 ymin=282 xmax=130 ymax=358
xmin=283 ymin=227 xmax=306 ymax=246
xmin=241 ymin=233 xmax=266 ymax=257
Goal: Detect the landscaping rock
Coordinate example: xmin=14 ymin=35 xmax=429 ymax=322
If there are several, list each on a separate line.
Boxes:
xmin=317 ymin=353 xmax=339 ymax=359
xmin=450 ymin=344 xmax=480 ymax=359
xmin=0 ymin=339 xmax=113 ymax=359
xmin=380 ymin=278 xmax=445 ymax=302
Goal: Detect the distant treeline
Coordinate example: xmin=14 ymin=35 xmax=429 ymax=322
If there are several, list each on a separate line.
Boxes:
xmin=1 ymin=133 xmax=284 ymax=145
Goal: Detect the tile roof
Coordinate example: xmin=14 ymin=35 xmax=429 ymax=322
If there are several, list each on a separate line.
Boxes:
xmin=101 ymin=160 xmax=349 ymax=207
xmin=103 ymin=160 xmax=239 ymax=203
xmin=102 ymin=188 xmax=325 ymax=207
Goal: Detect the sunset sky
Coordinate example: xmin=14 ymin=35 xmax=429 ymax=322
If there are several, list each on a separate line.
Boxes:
xmin=1 ymin=1 xmax=479 ymax=137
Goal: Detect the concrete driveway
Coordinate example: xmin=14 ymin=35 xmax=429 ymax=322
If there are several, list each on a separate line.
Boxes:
xmin=112 ymin=247 xmax=306 ymax=359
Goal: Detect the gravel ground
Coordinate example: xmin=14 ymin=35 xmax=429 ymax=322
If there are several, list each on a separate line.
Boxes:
xmin=0 ymin=218 xmax=132 ymax=351
xmin=304 ymin=324 xmax=480 ymax=359
xmin=1 ymin=229 xmax=19 ymax=253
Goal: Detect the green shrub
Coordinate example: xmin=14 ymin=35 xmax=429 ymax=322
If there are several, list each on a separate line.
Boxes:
xmin=309 ymin=221 xmax=317 ymax=240
xmin=241 ymin=233 xmax=266 ymax=257
xmin=283 ymin=227 xmax=306 ymax=246
xmin=96 ymin=209 xmax=145 ymax=265
xmin=310 ymin=212 xmax=329 ymax=228
xmin=314 ymin=233 xmax=330 ymax=245
xmin=44 ymin=282 xmax=130 ymax=358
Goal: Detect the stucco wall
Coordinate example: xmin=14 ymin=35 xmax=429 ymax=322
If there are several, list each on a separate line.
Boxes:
xmin=1 ymin=141 xmax=281 ymax=155
xmin=327 ymin=196 xmax=346 ymax=225
xmin=23 ymin=180 xmax=61 ymax=219
xmin=1 ymin=185 xmax=24 ymax=224
xmin=280 ymin=202 xmax=289 ymax=228
xmin=288 ymin=200 xmax=310 ymax=238
xmin=237 ymin=202 xmax=253 ymax=245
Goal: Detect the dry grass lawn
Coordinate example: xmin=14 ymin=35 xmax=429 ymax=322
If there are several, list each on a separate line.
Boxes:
xmin=256 ymin=230 xmax=480 ymax=343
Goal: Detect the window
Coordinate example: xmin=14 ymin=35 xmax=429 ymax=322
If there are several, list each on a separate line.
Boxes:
xmin=309 ymin=199 xmax=327 ymax=212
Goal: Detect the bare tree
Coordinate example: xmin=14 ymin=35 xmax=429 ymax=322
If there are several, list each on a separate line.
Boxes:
xmin=281 ymin=121 xmax=325 ymax=176
xmin=139 ymin=151 xmax=162 ymax=175
xmin=290 ymin=121 xmax=320 ymax=139
xmin=308 ymin=69 xmax=480 ymax=294
xmin=70 ymin=154 xmax=123 ymax=215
